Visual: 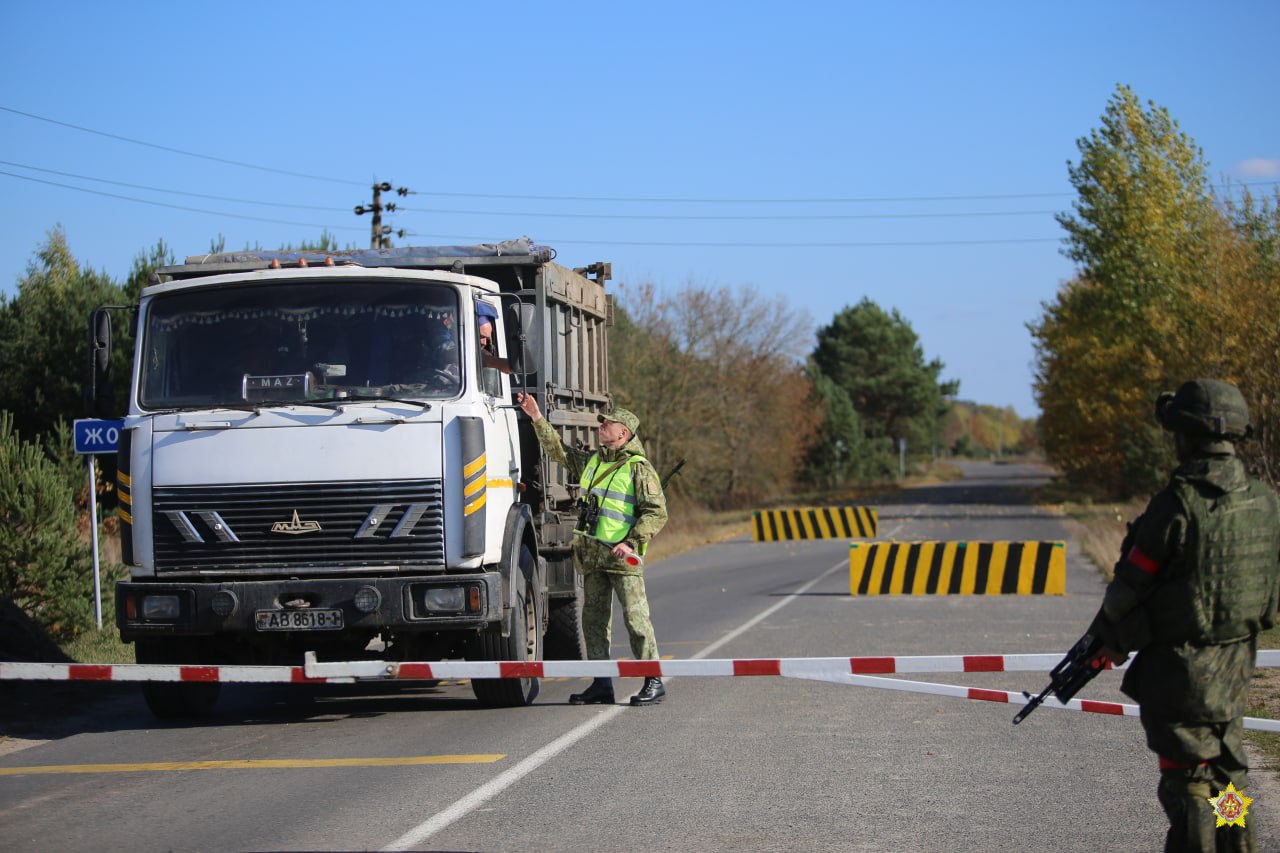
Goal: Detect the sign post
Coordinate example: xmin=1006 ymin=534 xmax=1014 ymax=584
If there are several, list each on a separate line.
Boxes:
xmin=73 ymin=418 xmax=123 ymax=629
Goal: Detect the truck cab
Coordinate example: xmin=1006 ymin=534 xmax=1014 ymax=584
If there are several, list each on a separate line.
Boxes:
xmin=92 ymin=239 xmax=613 ymax=716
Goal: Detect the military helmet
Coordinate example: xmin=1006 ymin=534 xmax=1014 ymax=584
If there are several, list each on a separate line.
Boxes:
xmin=1155 ymin=379 xmax=1252 ymax=441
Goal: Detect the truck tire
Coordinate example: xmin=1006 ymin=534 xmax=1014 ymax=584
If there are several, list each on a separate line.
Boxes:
xmin=476 ymin=545 xmax=545 ymax=701
xmin=472 ymin=545 xmax=542 ymax=707
xmin=135 ymin=639 xmax=221 ymax=719
xmin=544 ymin=597 xmax=585 ymax=660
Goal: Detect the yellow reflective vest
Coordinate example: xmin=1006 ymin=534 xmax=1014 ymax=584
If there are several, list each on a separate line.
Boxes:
xmin=579 ymin=453 xmax=648 ymax=553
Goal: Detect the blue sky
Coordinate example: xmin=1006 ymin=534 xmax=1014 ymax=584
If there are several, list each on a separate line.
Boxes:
xmin=2 ymin=1 xmax=1277 ymax=417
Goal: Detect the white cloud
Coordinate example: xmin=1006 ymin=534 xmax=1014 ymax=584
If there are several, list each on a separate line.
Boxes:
xmin=1232 ymin=158 xmax=1280 ymax=179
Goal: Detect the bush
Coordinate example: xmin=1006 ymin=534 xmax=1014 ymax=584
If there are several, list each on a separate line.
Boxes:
xmin=0 ymin=411 xmax=97 ymax=640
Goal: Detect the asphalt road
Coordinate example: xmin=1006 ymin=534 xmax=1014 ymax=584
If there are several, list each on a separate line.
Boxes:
xmin=2 ymin=461 xmax=1277 ymax=851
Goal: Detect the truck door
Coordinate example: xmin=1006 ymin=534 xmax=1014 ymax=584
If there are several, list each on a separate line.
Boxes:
xmin=474 ymin=297 xmax=518 ymax=561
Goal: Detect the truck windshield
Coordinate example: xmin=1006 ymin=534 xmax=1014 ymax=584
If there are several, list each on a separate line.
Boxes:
xmin=140 ymin=279 xmax=461 ymax=409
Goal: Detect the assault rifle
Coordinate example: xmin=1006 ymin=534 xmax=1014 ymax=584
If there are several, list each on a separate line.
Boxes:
xmin=662 ymin=458 xmax=686 ymax=490
xmin=1011 ymin=632 xmax=1110 ymax=725
xmin=1014 ymin=517 xmax=1141 ymax=725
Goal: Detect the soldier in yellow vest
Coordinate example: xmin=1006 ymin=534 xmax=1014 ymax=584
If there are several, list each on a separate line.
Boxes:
xmin=517 ymin=393 xmax=669 ymax=705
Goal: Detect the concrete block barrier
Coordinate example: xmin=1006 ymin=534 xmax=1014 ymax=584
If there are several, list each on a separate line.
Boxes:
xmin=850 ymin=540 xmax=1066 ymax=595
xmin=752 ymin=506 xmax=878 ymax=541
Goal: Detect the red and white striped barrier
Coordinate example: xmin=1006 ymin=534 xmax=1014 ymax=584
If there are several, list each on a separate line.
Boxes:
xmin=4 ymin=651 xmax=1278 ymax=731
xmin=4 ymin=650 xmax=1278 ymax=684
xmin=0 ymin=661 xmax=325 ymax=684
xmin=302 ymin=652 xmax=1084 ymax=681
xmin=784 ymin=670 xmax=1280 ymax=733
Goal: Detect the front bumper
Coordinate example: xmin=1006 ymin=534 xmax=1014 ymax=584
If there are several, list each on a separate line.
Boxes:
xmin=116 ymin=573 xmax=502 ymax=639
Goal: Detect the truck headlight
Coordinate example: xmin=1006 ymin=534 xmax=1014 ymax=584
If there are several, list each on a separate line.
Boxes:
xmin=409 ymin=582 xmax=484 ymax=618
xmin=423 ymin=586 xmax=466 ymax=612
xmin=141 ymin=595 xmax=181 ymax=620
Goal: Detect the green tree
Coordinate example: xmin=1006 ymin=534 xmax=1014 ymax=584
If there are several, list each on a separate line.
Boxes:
xmin=939 ymin=401 xmax=1038 ymax=458
xmin=0 ymin=412 xmax=95 ymax=639
xmin=125 ymin=238 xmax=175 ymax=301
xmin=802 ymin=364 xmax=890 ymax=486
xmin=811 ymin=297 xmax=957 ymax=464
xmin=281 ymin=229 xmax=355 ymax=253
xmin=1032 ymin=85 xmax=1221 ymax=496
xmin=0 ymin=226 xmax=134 ymax=439
xmin=1195 ymin=188 xmax=1280 ymax=488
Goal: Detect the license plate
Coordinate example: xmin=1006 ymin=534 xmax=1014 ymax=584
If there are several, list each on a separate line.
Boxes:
xmin=255 ymin=608 xmax=344 ymax=631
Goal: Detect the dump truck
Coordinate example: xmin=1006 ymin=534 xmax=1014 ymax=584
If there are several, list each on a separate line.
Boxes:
xmin=87 ymin=238 xmax=613 ymax=717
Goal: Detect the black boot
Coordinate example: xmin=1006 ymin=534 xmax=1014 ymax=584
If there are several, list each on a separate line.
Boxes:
xmin=569 ymin=677 xmax=615 ymax=705
xmin=630 ymin=677 xmax=666 ymax=706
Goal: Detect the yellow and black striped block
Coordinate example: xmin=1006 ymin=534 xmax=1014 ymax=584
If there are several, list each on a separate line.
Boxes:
xmin=753 ymin=506 xmax=878 ymax=541
xmin=849 ymin=540 xmax=1065 ymax=595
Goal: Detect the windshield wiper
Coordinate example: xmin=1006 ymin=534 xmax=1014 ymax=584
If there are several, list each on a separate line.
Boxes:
xmin=307 ymin=394 xmax=432 ymax=412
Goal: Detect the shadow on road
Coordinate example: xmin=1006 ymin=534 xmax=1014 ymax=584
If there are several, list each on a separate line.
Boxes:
xmin=1 ymin=680 xmax=564 ymax=746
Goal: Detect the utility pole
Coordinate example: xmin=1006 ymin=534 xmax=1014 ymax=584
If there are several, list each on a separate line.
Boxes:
xmin=354 ymin=181 xmax=411 ymax=249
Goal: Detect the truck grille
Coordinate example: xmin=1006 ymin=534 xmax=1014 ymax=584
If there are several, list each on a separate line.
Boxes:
xmin=152 ymin=479 xmax=445 ymax=575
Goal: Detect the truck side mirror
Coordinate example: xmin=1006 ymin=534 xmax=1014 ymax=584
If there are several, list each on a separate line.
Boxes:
xmin=87 ymin=307 xmax=114 ymax=416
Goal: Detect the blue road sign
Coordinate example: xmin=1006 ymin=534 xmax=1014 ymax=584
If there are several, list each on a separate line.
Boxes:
xmin=74 ymin=418 xmax=124 ymax=455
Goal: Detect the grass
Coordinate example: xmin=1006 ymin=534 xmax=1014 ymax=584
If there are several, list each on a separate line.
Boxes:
xmin=1048 ymin=496 xmax=1147 ymax=581
xmin=60 ymin=619 xmax=133 ymax=664
xmin=1043 ymin=488 xmax=1280 ymax=769
xmin=645 ymin=499 xmax=755 ymax=563
xmin=1251 ymin=626 xmax=1280 ymax=772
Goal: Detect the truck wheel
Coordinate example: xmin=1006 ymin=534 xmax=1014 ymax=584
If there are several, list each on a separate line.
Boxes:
xmin=544 ymin=597 xmax=585 ymax=660
xmin=472 ymin=546 xmax=542 ymax=707
xmin=135 ymin=639 xmax=222 ymax=719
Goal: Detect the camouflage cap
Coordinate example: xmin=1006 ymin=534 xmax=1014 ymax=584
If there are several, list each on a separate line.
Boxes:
xmin=598 ymin=407 xmax=639 ymax=434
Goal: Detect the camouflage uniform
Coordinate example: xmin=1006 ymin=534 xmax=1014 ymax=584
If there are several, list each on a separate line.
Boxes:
xmin=531 ymin=416 xmax=668 ymax=660
xmin=1093 ymin=452 xmax=1280 ymax=852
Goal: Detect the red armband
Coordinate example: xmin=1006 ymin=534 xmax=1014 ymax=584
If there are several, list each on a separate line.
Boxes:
xmin=1126 ymin=546 xmax=1162 ymax=576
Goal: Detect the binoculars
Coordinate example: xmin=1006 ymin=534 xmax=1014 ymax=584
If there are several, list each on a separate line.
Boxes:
xmin=575 ymin=496 xmax=601 ymax=534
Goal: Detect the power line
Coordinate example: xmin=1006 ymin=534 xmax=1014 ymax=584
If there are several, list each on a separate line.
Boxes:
xmin=402 ymin=231 xmax=1062 ymax=249
xmin=8 ymin=155 xmax=1265 ymax=224
xmin=0 ymin=171 xmax=1060 ymax=247
xmin=395 ymin=181 xmax=1279 ymax=205
xmin=406 ymin=189 xmax=1076 ymax=204
xmin=396 ymin=205 xmax=1059 ymax=221
xmin=0 ymin=105 xmax=364 ymax=187
xmin=0 ymin=159 xmax=350 ymax=211
xmin=0 ymin=170 xmax=361 ymax=232
xmin=6 ymin=105 xmax=1276 ymax=205
xmin=0 ymin=158 xmax=1059 ymax=221
xmin=4 ymin=104 xmax=1062 ymax=201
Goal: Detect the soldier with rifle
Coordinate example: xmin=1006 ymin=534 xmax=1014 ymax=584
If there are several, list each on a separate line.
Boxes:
xmin=1021 ymin=380 xmax=1280 ymax=851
